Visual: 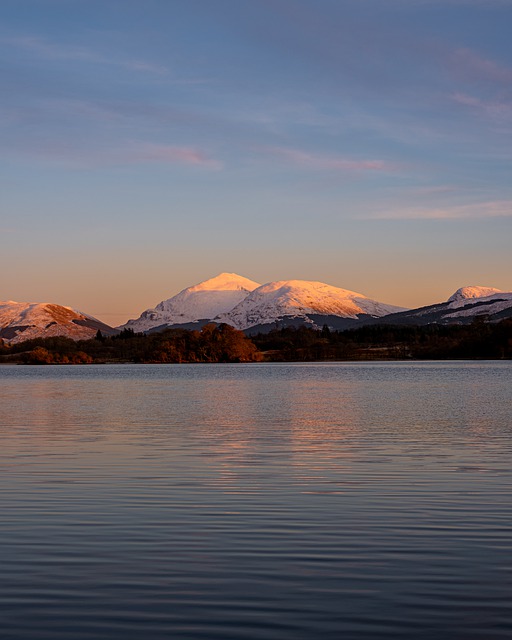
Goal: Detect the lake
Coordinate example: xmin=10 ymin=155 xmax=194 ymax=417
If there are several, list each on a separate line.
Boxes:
xmin=1 ymin=362 xmax=511 ymax=639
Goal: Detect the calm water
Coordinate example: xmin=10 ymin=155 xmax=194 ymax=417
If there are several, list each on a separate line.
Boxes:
xmin=1 ymin=362 xmax=512 ymax=640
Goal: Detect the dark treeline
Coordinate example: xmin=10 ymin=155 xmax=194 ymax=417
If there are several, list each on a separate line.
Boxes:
xmin=1 ymin=318 xmax=511 ymax=364
xmin=251 ymin=318 xmax=512 ymax=361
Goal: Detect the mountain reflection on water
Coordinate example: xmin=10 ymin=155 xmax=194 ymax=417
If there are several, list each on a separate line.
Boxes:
xmin=1 ymin=362 xmax=511 ymax=640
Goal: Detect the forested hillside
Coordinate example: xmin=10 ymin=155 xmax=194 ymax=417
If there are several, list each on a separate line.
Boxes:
xmin=1 ymin=319 xmax=511 ymax=364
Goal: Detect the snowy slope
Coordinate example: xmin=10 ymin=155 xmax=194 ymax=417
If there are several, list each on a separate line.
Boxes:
xmin=0 ymin=301 xmax=115 ymax=343
xmin=217 ymin=280 xmax=407 ymax=330
xmin=445 ymin=287 xmax=512 ymax=319
xmin=447 ymin=286 xmax=504 ymax=307
xmin=368 ymin=285 xmax=512 ymax=326
xmin=121 ymin=273 xmax=261 ymax=332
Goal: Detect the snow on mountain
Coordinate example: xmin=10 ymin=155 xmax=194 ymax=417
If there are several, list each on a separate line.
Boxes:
xmin=120 ymin=273 xmax=261 ymax=332
xmin=447 ymin=286 xmax=504 ymax=308
xmin=217 ymin=280 xmax=407 ymax=330
xmin=369 ymin=285 xmax=512 ymax=326
xmin=445 ymin=287 xmax=512 ymax=319
xmin=0 ymin=301 xmax=115 ymax=344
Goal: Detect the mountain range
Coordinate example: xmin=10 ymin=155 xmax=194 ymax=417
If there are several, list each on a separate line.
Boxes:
xmin=121 ymin=273 xmax=407 ymax=334
xmin=2 ymin=275 xmax=512 ymax=344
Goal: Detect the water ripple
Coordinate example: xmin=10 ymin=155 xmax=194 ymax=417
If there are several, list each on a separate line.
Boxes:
xmin=1 ymin=362 xmax=512 ymax=639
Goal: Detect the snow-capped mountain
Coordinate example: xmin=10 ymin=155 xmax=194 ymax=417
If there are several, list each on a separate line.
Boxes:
xmin=0 ymin=301 xmax=115 ymax=344
xmin=120 ymin=273 xmax=261 ymax=332
xmin=446 ymin=286 xmax=505 ymax=307
xmin=6 ymin=280 xmax=509 ymax=345
xmin=445 ymin=287 xmax=512 ymax=320
xmin=371 ymin=285 xmax=512 ymax=326
xmin=217 ymin=280 xmax=407 ymax=331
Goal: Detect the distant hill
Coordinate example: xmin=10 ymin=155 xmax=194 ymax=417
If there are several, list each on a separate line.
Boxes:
xmin=366 ymin=286 xmax=512 ymax=326
xmin=0 ymin=301 xmax=116 ymax=344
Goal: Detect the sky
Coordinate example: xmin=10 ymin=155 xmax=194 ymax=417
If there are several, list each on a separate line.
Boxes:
xmin=1 ymin=0 xmax=512 ymax=326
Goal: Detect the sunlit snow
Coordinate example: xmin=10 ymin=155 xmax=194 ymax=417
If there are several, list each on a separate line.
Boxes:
xmin=217 ymin=279 xmax=408 ymax=330
xmin=0 ymin=301 xmax=107 ymax=343
xmin=120 ymin=273 xmax=261 ymax=331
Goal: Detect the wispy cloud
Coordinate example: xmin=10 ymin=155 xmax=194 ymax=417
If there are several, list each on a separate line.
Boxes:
xmin=3 ymin=139 xmax=222 ymax=170
xmin=408 ymin=185 xmax=460 ymax=196
xmin=450 ymin=47 xmax=512 ymax=85
xmin=263 ymin=146 xmax=393 ymax=172
xmin=452 ymin=92 xmax=512 ymax=122
xmin=127 ymin=61 xmax=168 ymax=75
xmin=0 ymin=35 xmax=168 ymax=74
xmin=370 ymin=200 xmax=512 ymax=220
xmin=130 ymin=144 xmax=223 ymax=169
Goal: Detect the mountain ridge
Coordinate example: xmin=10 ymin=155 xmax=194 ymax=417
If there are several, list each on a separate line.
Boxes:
xmin=217 ymin=279 xmax=407 ymax=330
xmin=368 ymin=286 xmax=512 ymax=327
xmin=3 ymin=278 xmax=512 ymax=344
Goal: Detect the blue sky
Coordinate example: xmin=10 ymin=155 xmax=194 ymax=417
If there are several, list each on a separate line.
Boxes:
xmin=1 ymin=0 xmax=511 ymax=325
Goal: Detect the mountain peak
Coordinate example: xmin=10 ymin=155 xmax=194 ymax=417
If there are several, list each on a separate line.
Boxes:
xmin=190 ymin=272 xmax=261 ymax=292
xmin=448 ymin=286 xmax=503 ymax=305
xmin=120 ymin=273 xmax=261 ymax=331
xmin=218 ymin=279 xmax=407 ymax=330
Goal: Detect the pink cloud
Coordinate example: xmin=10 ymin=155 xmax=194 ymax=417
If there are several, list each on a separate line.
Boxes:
xmin=371 ymin=200 xmax=512 ymax=220
xmin=4 ymin=139 xmax=222 ymax=170
xmin=264 ymin=146 xmax=391 ymax=172
xmin=134 ymin=144 xmax=223 ymax=169
xmin=451 ymin=48 xmax=512 ymax=85
xmin=452 ymin=93 xmax=512 ymax=123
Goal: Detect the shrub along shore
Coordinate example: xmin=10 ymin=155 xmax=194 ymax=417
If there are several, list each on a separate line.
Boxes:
xmin=1 ymin=319 xmax=512 ymax=364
